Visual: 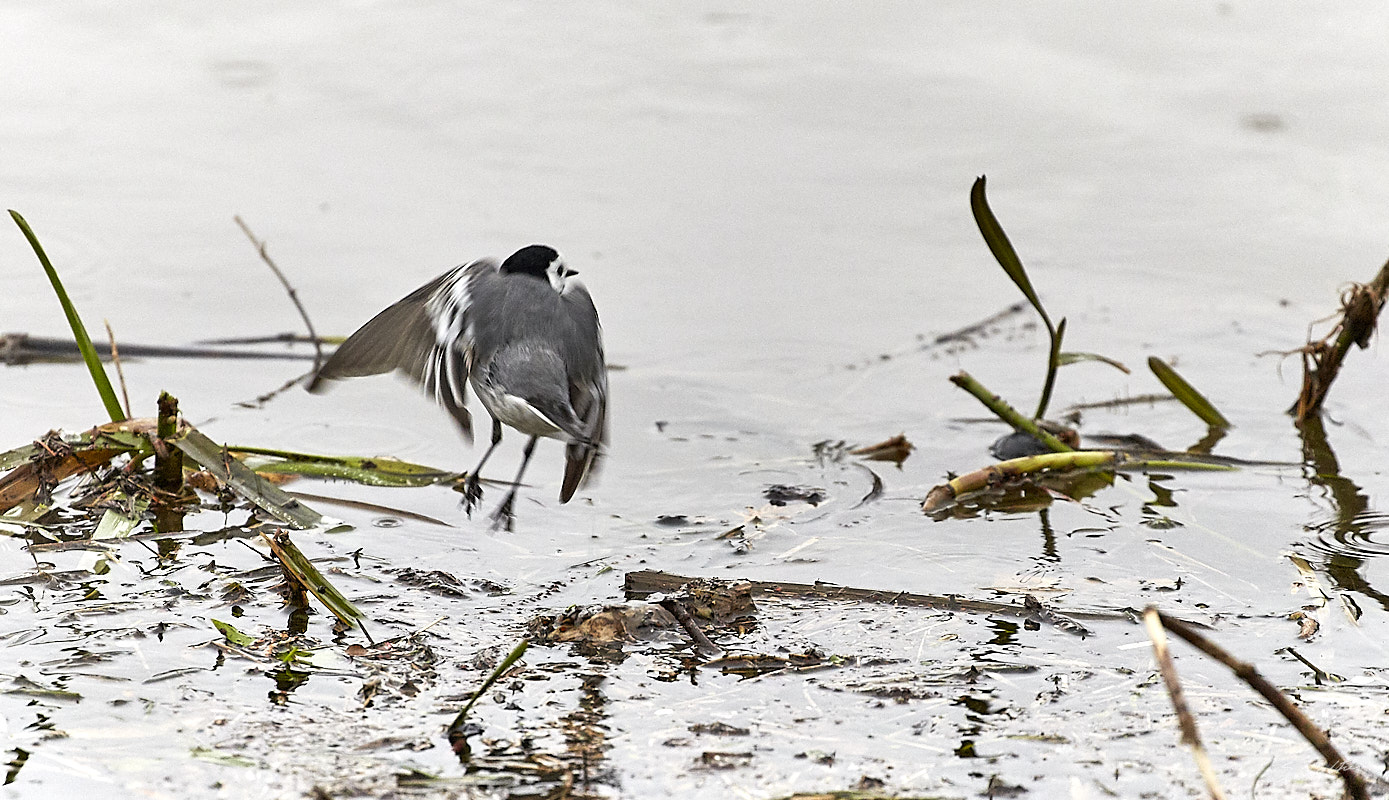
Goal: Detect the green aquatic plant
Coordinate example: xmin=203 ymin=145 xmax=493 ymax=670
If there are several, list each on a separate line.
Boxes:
xmin=969 ymin=178 xmax=1128 ymax=423
xmin=9 ymin=210 xmax=125 ymax=423
xmin=1147 ymin=356 xmax=1231 ymax=430
xmin=969 ymin=177 xmax=1065 ymax=420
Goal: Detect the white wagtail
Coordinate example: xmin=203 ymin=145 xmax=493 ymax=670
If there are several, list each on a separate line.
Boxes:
xmin=308 ymin=244 xmax=608 ymax=529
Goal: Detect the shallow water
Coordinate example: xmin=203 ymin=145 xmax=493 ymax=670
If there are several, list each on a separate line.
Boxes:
xmin=4 ymin=2 xmax=1389 ymax=798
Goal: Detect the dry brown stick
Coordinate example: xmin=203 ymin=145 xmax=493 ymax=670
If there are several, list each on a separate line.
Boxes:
xmin=234 ymin=370 xmax=319 ymax=409
xmin=1143 ymin=609 xmax=1229 ymax=800
xmin=233 ymin=216 xmax=324 ymax=375
xmin=625 ymin=569 xmax=1115 ymax=635
xmin=103 ymin=320 xmax=132 ymax=419
xmin=1293 ymin=257 xmax=1389 ymax=421
xmin=656 ymin=597 xmax=723 ymax=657
xmin=1153 ymin=609 xmax=1370 ymax=800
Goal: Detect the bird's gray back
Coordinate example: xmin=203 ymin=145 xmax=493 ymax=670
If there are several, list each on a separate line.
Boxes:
xmin=467 ymin=270 xmax=605 ymax=383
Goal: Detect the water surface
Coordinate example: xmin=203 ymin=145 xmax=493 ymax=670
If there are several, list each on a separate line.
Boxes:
xmin=4 ymin=3 xmax=1389 ymax=798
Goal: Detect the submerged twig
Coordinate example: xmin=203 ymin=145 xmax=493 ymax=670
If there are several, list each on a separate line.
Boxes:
xmin=0 ymin=333 xmax=318 ymax=364
xmin=851 ymin=463 xmax=884 ymax=508
xmin=655 ymin=596 xmax=723 ymax=657
xmin=932 ymin=301 xmax=1028 ymax=346
xmin=233 ymin=371 xmax=318 ymax=409
xmin=625 ymin=570 xmax=1117 ymax=635
xmin=1152 ymin=609 xmax=1370 ymax=800
xmin=282 ymin=490 xmax=455 ymax=526
xmin=1062 ymin=393 xmax=1177 ymax=412
xmin=234 ymin=215 xmax=325 ymax=375
xmin=1143 ymin=608 xmax=1228 ymax=800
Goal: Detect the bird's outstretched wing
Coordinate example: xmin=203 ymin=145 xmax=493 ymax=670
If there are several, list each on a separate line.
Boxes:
xmin=308 ymin=262 xmax=484 ymax=443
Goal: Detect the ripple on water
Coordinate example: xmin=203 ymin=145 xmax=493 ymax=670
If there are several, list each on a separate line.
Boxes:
xmin=1301 ymin=510 xmax=1389 ymax=560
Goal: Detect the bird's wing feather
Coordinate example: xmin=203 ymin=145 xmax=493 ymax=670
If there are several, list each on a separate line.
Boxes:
xmin=560 ymin=374 xmax=607 ymax=502
xmin=559 ymin=282 xmax=607 ymax=503
xmin=308 ymin=262 xmax=486 ymax=443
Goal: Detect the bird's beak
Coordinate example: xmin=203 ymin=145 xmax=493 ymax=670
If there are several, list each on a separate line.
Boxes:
xmin=568 ymin=270 xmax=579 ymax=277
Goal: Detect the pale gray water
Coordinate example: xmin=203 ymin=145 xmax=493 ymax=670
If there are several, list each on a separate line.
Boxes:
xmin=4 ymin=3 xmax=1389 ymax=798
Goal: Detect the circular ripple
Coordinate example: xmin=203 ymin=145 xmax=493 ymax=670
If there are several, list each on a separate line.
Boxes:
xmin=1299 ymin=510 xmax=1389 ymax=561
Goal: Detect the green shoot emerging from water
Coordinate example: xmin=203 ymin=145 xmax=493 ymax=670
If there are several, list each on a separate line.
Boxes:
xmin=970 ymin=177 xmax=1065 ymax=420
xmin=9 ymin=210 xmax=126 ymax=423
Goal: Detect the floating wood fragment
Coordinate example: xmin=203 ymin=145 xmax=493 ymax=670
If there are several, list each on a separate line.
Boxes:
xmin=923 ymin=450 xmax=1235 ymax=514
xmin=625 ymin=569 xmax=1112 ymax=636
xmin=848 ymin=433 xmax=914 ymax=465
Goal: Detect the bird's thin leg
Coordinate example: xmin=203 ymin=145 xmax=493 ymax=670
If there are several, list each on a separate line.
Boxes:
xmin=462 ymin=417 xmax=503 ymax=515
xmin=491 ymin=436 xmax=538 ymax=532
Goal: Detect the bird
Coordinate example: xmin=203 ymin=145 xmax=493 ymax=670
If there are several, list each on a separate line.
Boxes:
xmin=308 ymin=244 xmax=608 ymax=529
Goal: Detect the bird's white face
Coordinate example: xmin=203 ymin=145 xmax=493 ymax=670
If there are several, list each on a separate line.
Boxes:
xmin=546 ymin=254 xmax=575 ymax=292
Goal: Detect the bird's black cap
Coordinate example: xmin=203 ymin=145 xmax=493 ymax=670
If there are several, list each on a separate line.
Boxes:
xmin=500 ymin=244 xmax=560 ymax=279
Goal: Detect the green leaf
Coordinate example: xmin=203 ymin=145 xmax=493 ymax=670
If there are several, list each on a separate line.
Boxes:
xmin=171 ymin=427 xmax=322 ymax=529
xmin=211 ymin=618 xmax=257 ymax=648
xmin=1036 ymin=316 xmax=1066 ymax=419
xmin=1148 ymin=357 xmax=1232 ymax=429
xmin=446 ymin=639 xmax=529 ymax=754
xmin=970 ymin=177 xmax=1053 ymax=333
xmin=1058 ymin=351 xmax=1131 ymax=374
xmin=261 ymin=531 xmax=367 ymax=631
xmin=276 ymin=645 xmax=312 ymax=665
xmin=9 ymin=210 xmax=126 ymax=423
xmin=969 ymin=178 xmax=1065 ymax=419
xmin=190 ymin=747 xmax=258 ymax=768
xmin=92 ymin=494 xmax=147 ymax=540
xmin=230 ymin=446 xmax=459 ymax=487
xmin=0 ymin=442 xmax=43 ymax=472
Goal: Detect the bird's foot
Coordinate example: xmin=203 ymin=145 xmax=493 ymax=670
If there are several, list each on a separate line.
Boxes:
xmin=460 ymin=472 xmax=484 ymax=516
xmin=489 ymin=493 xmax=517 ymax=532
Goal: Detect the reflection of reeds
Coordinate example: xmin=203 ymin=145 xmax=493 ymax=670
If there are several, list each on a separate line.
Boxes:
xmin=447 ymin=640 xmax=530 ymax=758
